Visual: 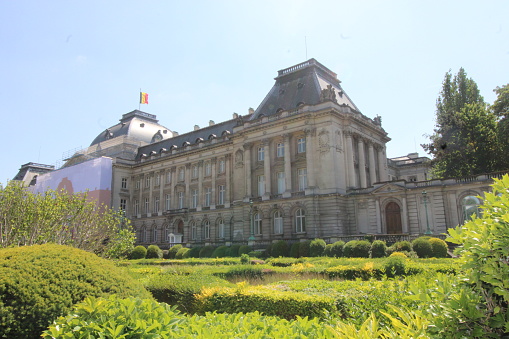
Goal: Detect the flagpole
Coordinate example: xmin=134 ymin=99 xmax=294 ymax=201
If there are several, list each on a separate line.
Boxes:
xmin=139 ymin=88 xmax=141 ymax=110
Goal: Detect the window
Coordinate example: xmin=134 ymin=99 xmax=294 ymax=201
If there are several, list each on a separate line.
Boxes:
xmin=297 ymin=137 xmax=306 ymax=153
xmin=155 ymin=174 xmax=160 ymax=186
xmin=218 ymin=219 xmax=225 ymax=238
xmin=204 ymin=187 xmax=212 ymax=207
xmin=254 ymin=212 xmax=262 ymax=235
xmin=121 ymin=177 xmax=128 ymax=189
xmin=205 ymin=162 xmax=211 ymax=176
xmin=204 ymin=221 xmax=210 ymax=239
xmin=408 ymin=175 xmax=417 ymax=182
xmin=258 ymin=175 xmax=265 ymax=196
xmin=133 ymin=200 xmax=139 ymax=215
xmin=164 ymin=228 xmax=170 ymax=243
xmin=277 ymin=172 xmax=285 ymax=194
xmin=295 ymin=208 xmax=306 ymax=233
xmin=145 ymin=176 xmax=151 ymax=188
xmin=152 ymin=228 xmax=157 ymax=243
xmin=218 ymin=185 xmax=225 ymax=205
xmin=166 ymin=171 xmax=171 ymax=184
xmin=178 ymin=168 xmax=185 ymax=181
xmin=462 ymin=195 xmax=481 ymax=222
xmin=218 ymin=159 xmax=225 ymax=173
xmin=191 ymin=189 xmax=198 ymax=208
xmin=192 ymin=165 xmax=198 ymax=179
xmin=191 ymin=222 xmax=197 ymax=240
xmin=120 ymin=198 xmax=127 ymax=211
xmin=135 ymin=179 xmax=140 ymax=189
xmin=298 ymin=168 xmax=307 ymax=191
xmin=273 ymin=210 xmax=283 ymax=234
xmin=144 ymin=198 xmax=150 ymax=214
xmin=178 ymin=192 xmax=185 ymax=209
xmin=165 ymin=194 xmax=171 ymax=211
xmin=154 ymin=196 xmax=160 ymax=213
xmin=276 ymin=143 xmax=284 ymax=157
xmin=257 ymin=146 xmax=264 ymax=161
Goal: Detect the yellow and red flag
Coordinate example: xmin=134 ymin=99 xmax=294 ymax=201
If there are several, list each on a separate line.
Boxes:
xmin=140 ymin=92 xmax=149 ymax=104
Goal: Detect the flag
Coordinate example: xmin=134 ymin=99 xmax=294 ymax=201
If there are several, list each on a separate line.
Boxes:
xmin=140 ymin=92 xmax=149 ymax=104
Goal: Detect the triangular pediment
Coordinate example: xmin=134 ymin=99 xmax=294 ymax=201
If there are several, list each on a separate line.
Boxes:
xmin=371 ymin=182 xmax=406 ymax=194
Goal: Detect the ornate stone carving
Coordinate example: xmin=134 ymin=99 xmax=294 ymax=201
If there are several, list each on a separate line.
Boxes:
xmin=318 ymin=130 xmax=330 ymax=154
xmin=235 ymin=150 xmax=244 ymax=164
xmin=373 ymin=115 xmax=382 ymax=126
xmin=319 ymin=84 xmax=338 ymax=103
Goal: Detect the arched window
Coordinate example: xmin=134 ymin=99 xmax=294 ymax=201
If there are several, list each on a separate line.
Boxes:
xmin=191 ymin=222 xmax=197 ymax=240
xmin=217 ymin=219 xmax=225 ymax=239
xmin=295 ymin=208 xmax=305 ymax=233
xmin=203 ymin=220 xmax=210 ymax=239
xmin=152 ymin=228 xmax=157 ymax=243
xmin=164 ymin=227 xmax=170 ymax=243
xmin=462 ymin=195 xmax=481 ymax=222
xmin=254 ymin=212 xmax=262 ymax=235
xmin=273 ymin=210 xmax=283 ymax=234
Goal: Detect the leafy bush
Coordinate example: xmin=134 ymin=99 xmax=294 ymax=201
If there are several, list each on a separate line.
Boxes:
xmin=199 ymin=245 xmax=216 ymax=258
xmin=298 ymin=240 xmax=312 ymax=257
xmin=146 ymin=244 xmax=163 ymax=259
xmin=103 ymin=228 xmax=136 ymax=259
xmin=389 ymin=251 xmax=407 ymax=258
xmin=343 ymin=240 xmax=371 ymax=258
xmin=189 ymin=246 xmax=202 ymax=258
xmin=383 ymin=256 xmax=406 ymax=277
xmin=309 ymin=238 xmax=326 ymax=257
xmin=130 ymin=245 xmax=147 ymax=259
xmin=238 ymin=245 xmax=251 ymax=256
xmin=240 ymin=253 xmax=250 ymax=264
xmin=212 ymin=245 xmax=228 ymax=258
xmin=0 ymin=244 xmax=151 ymax=339
xmin=267 ymin=257 xmax=303 ymax=267
xmin=323 ymin=243 xmax=333 ymax=257
xmin=248 ymin=250 xmax=265 ymax=258
xmin=176 ymin=247 xmax=190 ymax=259
xmin=168 ymin=244 xmax=183 ymax=259
xmin=290 ymin=242 xmax=300 ymax=258
xmin=369 ymin=240 xmax=387 ymax=258
xmin=391 ymin=240 xmax=412 ymax=252
xmin=412 ymin=237 xmax=433 ymax=258
xmin=228 ymin=244 xmax=241 ymax=257
xmin=271 ymin=240 xmax=289 ymax=257
xmin=429 ymin=237 xmax=448 ymax=258
xmin=330 ymin=241 xmax=345 ymax=257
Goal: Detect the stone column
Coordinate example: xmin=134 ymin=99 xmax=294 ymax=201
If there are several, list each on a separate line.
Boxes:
xmin=211 ymin=158 xmax=217 ymax=208
xmin=137 ymin=175 xmax=142 ymax=217
xmin=197 ymin=160 xmax=203 ymax=210
xmin=243 ymin=143 xmax=252 ymax=200
xmin=185 ymin=164 xmax=190 ymax=207
xmin=170 ymin=167 xmax=176 ymax=210
xmin=358 ymin=138 xmax=367 ymax=188
xmin=158 ymin=170 xmax=164 ymax=216
xmin=376 ymin=199 xmax=382 ymax=233
xmin=263 ymin=139 xmax=271 ymax=200
xmin=368 ymin=142 xmax=377 ymax=185
xmin=225 ymin=154 xmax=231 ymax=207
xmin=305 ymin=128 xmax=316 ymax=190
xmin=345 ymin=132 xmax=356 ymax=188
xmin=377 ymin=145 xmax=388 ymax=182
xmin=283 ymin=134 xmax=292 ymax=197
xmin=402 ymin=197 xmax=409 ymax=233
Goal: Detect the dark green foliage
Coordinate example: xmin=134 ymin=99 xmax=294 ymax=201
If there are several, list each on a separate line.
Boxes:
xmin=146 ymin=244 xmax=163 ymax=259
xmin=228 ymin=245 xmax=241 ymax=257
xmin=130 ymin=245 xmax=147 ymax=259
xmin=391 ymin=241 xmax=412 ymax=252
xmin=212 ymin=245 xmax=228 ymax=258
xmin=323 ymin=243 xmax=333 ymax=257
xmin=0 ymin=244 xmax=151 ymax=339
xmin=343 ymin=240 xmax=371 ymax=258
xmin=429 ymin=238 xmax=448 ymax=258
xmin=290 ymin=242 xmax=300 ymax=258
xmin=369 ymin=240 xmax=387 ymax=258
xmin=248 ymin=250 xmax=265 ymax=259
xmin=383 ymin=256 xmax=406 ymax=278
xmin=189 ymin=246 xmax=202 ymax=258
xmin=271 ymin=240 xmax=289 ymax=257
xmin=176 ymin=247 xmax=190 ymax=259
xmin=238 ymin=245 xmax=251 ymax=256
xmin=330 ymin=241 xmax=345 ymax=257
xmin=168 ymin=244 xmax=183 ymax=259
xmin=298 ymin=240 xmax=311 ymax=257
xmin=493 ymin=84 xmax=509 ymax=170
xmin=309 ymin=238 xmax=326 ymax=257
xmin=412 ymin=237 xmax=433 ymax=258
xmin=199 ymin=245 xmax=216 ymax=258
xmin=162 ymin=250 xmax=170 ymax=259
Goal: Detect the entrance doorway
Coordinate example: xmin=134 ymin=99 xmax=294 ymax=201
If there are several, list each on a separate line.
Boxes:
xmin=385 ymin=202 xmax=402 ymax=234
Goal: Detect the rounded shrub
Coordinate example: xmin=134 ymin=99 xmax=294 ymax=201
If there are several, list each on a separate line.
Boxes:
xmin=309 ymin=238 xmax=326 ymax=257
xmin=238 ymin=245 xmax=251 ymax=256
xmin=323 ymin=243 xmax=333 ymax=257
xmin=412 ymin=237 xmax=433 ymax=258
xmin=240 ymin=253 xmax=250 ymax=264
xmin=189 ymin=246 xmax=202 ymax=258
xmin=271 ymin=240 xmax=289 ymax=257
xmin=429 ymin=237 xmax=448 ymax=258
xmin=199 ymin=245 xmax=216 ymax=258
xmin=389 ymin=251 xmax=408 ymax=258
xmin=330 ymin=241 xmax=345 ymax=257
xmin=391 ymin=241 xmax=412 ymax=252
xmin=298 ymin=240 xmax=312 ymax=258
xmin=369 ymin=240 xmax=387 ymax=258
xmin=162 ymin=250 xmax=170 ymax=259
xmin=167 ymin=244 xmax=183 ymax=259
xmin=0 ymin=244 xmax=151 ymax=339
xmin=229 ymin=245 xmax=241 ymax=257
xmin=343 ymin=240 xmax=371 ymax=258
xmin=384 ymin=256 xmax=406 ymax=277
xmin=146 ymin=244 xmax=163 ymax=259
xmin=176 ymin=247 xmax=190 ymax=259
xmin=130 ymin=245 xmax=147 ymax=259
xmin=212 ymin=245 xmax=228 ymax=258
xmin=290 ymin=242 xmax=300 ymax=258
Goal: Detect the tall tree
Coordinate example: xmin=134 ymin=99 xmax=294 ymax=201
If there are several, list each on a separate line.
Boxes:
xmin=492 ymin=84 xmax=509 ymax=170
xmin=423 ymin=68 xmax=499 ymax=178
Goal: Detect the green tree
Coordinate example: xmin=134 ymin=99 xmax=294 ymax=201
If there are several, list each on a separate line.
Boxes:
xmin=423 ymin=68 xmax=499 ymax=178
xmin=492 ymin=84 xmax=509 ymax=170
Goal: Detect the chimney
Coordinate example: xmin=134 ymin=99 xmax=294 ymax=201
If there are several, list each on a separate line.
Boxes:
xmin=194 ymin=125 xmax=200 ymax=131
xmin=233 ymin=113 xmax=238 ymax=119
xmin=248 ymin=107 xmax=254 ymax=114
xmin=209 ymin=120 xmax=215 ymax=126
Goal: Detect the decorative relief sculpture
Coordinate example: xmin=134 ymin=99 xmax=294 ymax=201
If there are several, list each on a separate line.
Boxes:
xmin=318 ymin=130 xmax=330 ymax=154
xmin=373 ymin=115 xmax=382 ymax=126
xmin=320 ymin=84 xmax=338 ymax=103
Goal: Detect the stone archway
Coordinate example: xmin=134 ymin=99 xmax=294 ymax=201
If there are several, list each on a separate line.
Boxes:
xmin=385 ymin=202 xmax=402 ymax=234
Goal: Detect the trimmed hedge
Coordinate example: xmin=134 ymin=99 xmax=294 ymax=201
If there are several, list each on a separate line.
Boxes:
xmin=130 ymin=245 xmax=147 ymax=259
xmin=429 ymin=237 xmax=448 ymax=258
xmin=212 ymin=245 xmax=229 ymax=258
xmin=176 ymin=247 xmax=190 ymax=259
xmin=412 ymin=237 xmax=433 ymax=258
xmin=290 ymin=242 xmax=300 ymax=258
xmin=271 ymin=240 xmax=289 ymax=258
xmin=189 ymin=246 xmax=202 ymax=258
xmin=168 ymin=244 xmax=183 ymax=259
xmin=199 ymin=245 xmax=216 ymax=258
xmin=298 ymin=240 xmax=312 ymax=258
xmin=238 ymin=245 xmax=252 ymax=256
xmin=0 ymin=244 xmax=151 ymax=339
xmin=369 ymin=240 xmax=387 ymax=258
xmin=146 ymin=244 xmax=163 ymax=259
xmin=330 ymin=241 xmax=345 ymax=257
xmin=309 ymin=238 xmax=326 ymax=257
xmin=343 ymin=240 xmax=371 ymax=258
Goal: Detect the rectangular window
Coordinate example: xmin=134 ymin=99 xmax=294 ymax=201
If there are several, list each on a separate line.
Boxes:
xmin=297 ymin=137 xmax=306 ymax=153
xmin=191 ymin=189 xmax=198 ymax=208
xmin=276 ymin=143 xmax=284 ymax=157
xmin=120 ymin=198 xmax=127 ymax=211
xmin=218 ymin=159 xmax=225 ymax=173
xmin=133 ymin=200 xmax=139 ymax=215
xmin=277 ymin=172 xmax=285 ymax=194
xmin=155 ymin=174 xmax=160 ymax=186
xmin=205 ymin=162 xmax=211 ymax=176
xmin=178 ymin=168 xmax=185 ymax=181
xmin=218 ymin=185 xmax=225 ymax=205
xmin=165 ymin=194 xmax=171 ymax=211
xmin=204 ymin=187 xmax=212 ymax=207
xmin=178 ymin=192 xmax=184 ymax=209
xmin=121 ymin=177 xmax=128 ymax=189
xmin=298 ymin=168 xmax=307 ymax=191
xmin=218 ymin=221 xmax=225 ymax=238
xmin=257 ymin=146 xmax=264 ymax=161
xmin=144 ymin=198 xmax=150 ymax=214
xmin=192 ymin=165 xmax=198 ymax=179
xmin=254 ymin=212 xmax=262 ymax=235
xmin=135 ymin=179 xmax=140 ymax=189
xmin=154 ymin=196 xmax=159 ymax=213
xmin=258 ymin=175 xmax=265 ymax=196
xmin=145 ymin=176 xmax=151 ymax=188
xmin=166 ymin=171 xmax=171 ymax=184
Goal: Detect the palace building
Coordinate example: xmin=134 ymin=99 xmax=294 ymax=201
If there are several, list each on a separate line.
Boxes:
xmin=15 ymin=59 xmax=505 ymax=248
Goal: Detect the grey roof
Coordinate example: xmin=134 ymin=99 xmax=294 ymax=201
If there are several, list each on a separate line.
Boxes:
xmin=90 ymin=110 xmax=173 ymax=146
xmin=251 ymin=58 xmax=359 ymax=120
xmin=13 ymin=163 xmax=55 ymax=181
xmin=135 ymin=117 xmax=242 ymax=161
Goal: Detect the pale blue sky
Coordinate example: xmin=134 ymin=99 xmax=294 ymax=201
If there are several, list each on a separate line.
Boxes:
xmin=1 ymin=1 xmax=508 ymax=184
